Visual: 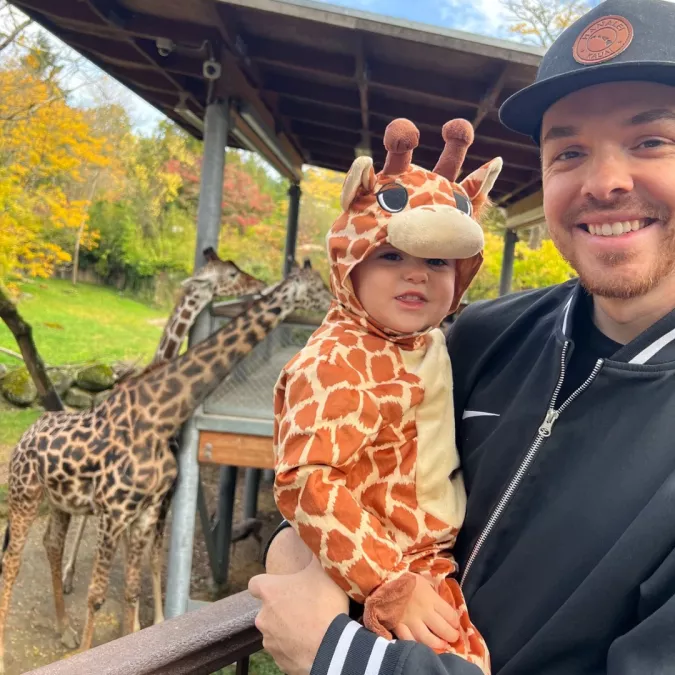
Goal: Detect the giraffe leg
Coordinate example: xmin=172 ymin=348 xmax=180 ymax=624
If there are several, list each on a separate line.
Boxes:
xmin=62 ymin=515 xmax=87 ymax=595
xmin=79 ymin=514 xmax=124 ymax=653
xmin=123 ymin=509 xmax=160 ymax=636
xmin=43 ymin=509 xmax=78 ymax=649
xmin=0 ymin=487 xmax=43 ymax=674
xmin=150 ymin=494 xmax=171 ymax=625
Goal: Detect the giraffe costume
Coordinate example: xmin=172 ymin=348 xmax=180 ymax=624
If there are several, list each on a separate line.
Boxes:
xmin=273 ymin=118 xmax=502 ymax=672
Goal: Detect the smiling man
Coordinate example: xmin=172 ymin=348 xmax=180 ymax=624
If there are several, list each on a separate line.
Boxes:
xmin=249 ymin=1 xmax=675 ymax=673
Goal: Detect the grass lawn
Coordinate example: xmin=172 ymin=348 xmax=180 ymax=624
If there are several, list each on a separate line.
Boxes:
xmin=0 ymin=278 xmax=168 ymax=369
xmin=0 ymin=407 xmax=42 ymax=447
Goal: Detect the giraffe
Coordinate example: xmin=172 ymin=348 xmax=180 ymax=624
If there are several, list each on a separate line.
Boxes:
xmin=0 ymin=260 xmax=331 ymax=673
xmin=61 ymin=248 xmax=266 ymax=601
xmin=274 ymin=119 xmax=501 ymax=672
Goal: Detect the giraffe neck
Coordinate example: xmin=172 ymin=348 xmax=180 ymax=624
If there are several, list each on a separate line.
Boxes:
xmin=134 ymin=278 xmax=295 ymax=437
xmin=152 ymin=283 xmax=212 ymax=364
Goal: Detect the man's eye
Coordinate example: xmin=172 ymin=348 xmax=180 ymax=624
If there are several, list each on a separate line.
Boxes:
xmin=638 ymin=138 xmax=668 ymax=149
xmin=555 ymin=150 xmax=582 ymax=161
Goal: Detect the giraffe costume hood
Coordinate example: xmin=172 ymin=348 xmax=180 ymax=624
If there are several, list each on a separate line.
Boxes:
xmin=274 ymin=118 xmax=501 ymax=673
xmin=326 ymin=117 xmax=501 ymax=343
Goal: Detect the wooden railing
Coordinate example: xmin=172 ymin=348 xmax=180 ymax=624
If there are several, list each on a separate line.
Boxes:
xmin=27 ymin=592 xmax=262 ymax=675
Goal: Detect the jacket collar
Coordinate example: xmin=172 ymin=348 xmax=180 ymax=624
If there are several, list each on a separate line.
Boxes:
xmin=555 ymin=281 xmax=675 ymax=366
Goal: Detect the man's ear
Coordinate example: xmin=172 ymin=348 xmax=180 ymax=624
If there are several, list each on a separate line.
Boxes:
xmin=459 ymin=157 xmax=503 ymax=216
xmin=340 ymin=156 xmax=376 ymax=212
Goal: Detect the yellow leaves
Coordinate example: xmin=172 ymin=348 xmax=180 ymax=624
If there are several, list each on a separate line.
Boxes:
xmin=0 ymin=63 xmax=113 ymax=282
xmin=469 ymin=230 xmax=575 ymax=300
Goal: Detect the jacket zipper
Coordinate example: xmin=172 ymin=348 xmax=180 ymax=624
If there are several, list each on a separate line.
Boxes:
xmin=459 ymin=342 xmax=604 ymax=589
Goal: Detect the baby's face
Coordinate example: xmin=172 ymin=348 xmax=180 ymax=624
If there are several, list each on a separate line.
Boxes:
xmin=350 ymin=244 xmax=456 ymax=334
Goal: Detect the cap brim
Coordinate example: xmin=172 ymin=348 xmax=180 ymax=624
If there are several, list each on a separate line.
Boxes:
xmin=499 ymin=61 xmax=675 ymax=141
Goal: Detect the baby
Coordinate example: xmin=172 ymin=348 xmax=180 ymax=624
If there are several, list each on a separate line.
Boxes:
xmin=273 ymin=118 xmax=501 ymax=673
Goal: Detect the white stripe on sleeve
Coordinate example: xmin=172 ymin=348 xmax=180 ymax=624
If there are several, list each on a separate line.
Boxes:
xmin=364 ymin=637 xmax=389 ymax=675
xmin=326 ymin=621 xmax=360 ymax=675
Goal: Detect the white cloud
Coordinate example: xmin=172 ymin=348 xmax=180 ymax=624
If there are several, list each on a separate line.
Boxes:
xmin=439 ymin=0 xmax=510 ymax=38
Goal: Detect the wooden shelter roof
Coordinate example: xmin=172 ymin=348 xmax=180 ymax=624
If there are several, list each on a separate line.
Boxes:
xmin=12 ymin=0 xmax=545 ymax=204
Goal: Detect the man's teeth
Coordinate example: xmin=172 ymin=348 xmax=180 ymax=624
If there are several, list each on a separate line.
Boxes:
xmin=587 ymin=220 xmax=648 ymax=236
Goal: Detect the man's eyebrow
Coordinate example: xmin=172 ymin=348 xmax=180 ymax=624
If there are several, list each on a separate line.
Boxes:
xmin=625 ymin=108 xmax=675 ymax=125
xmin=542 ymin=125 xmax=579 ymax=143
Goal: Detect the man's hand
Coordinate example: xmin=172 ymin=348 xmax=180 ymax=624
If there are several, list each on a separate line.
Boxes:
xmin=394 ymin=574 xmax=460 ymax=651
xmin=249 ymin=556 xmax=349 ymax=675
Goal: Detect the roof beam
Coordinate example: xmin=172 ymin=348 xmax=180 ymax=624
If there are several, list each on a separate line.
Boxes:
xmin=473 ymin=64 xmax=510 ymax=131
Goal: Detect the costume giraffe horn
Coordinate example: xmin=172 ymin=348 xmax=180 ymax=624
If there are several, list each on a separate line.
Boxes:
xmin=434 ymin=119 xmax=474 ymax=182
xmin=382 ymin=118 xmax=420 ymax=175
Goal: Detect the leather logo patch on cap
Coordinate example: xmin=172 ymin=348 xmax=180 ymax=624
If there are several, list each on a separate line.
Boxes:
xmin=573 ymin=15 xmax=634 ymax=65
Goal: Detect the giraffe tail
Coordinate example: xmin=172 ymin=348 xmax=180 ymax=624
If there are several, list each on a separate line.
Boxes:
xmin=0 ymin=523 xmax=9 ymax=574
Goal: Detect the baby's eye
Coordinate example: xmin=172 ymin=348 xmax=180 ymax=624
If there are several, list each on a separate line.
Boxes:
xmin=427 ymin=258 xmax=448 ymax=267
xmin=381 ymin=252 xmax=402 ymax=261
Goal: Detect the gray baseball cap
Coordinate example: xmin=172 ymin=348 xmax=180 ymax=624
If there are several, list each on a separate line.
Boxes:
xmin=499 ymin=0 xmax=675 ymax=141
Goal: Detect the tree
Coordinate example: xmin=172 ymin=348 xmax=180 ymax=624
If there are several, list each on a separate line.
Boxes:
xmin=0 ymin=1 xmax=31 ymax=55
xmin=502 ymin=0 xmax=591 ymax=48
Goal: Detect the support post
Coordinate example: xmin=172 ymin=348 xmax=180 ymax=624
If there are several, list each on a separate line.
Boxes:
xmin=263 ymin=182 xmax=301 ymax=487
xmin=242 ymin=467 xmax=261 ymax=520
xmin=214 ymin=466 xmax=239 ymax=588
xmin=283 ymin=182 xmax=301 ymax=276
xmin=165 ymin=100 xmax=229 ymax=619
xmin=499 ymin=228 xmax=518 ymax=297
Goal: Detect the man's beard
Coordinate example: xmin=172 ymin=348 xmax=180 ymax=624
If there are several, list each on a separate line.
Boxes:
xmin=553 ymin=196 xmax=675 ymax=299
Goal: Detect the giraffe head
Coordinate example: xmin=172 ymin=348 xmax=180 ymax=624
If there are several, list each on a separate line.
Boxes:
xmin=186 ymin=247 xmax=265 ymax=298
xmin=327 ymin=118 xmax=502 ymax=326
xmin=283 ymin=259 xmax=333 ymax=315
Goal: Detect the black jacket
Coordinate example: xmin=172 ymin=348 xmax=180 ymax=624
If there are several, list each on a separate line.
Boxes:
xmin=310 ymin=280 xmax=675 ymax=675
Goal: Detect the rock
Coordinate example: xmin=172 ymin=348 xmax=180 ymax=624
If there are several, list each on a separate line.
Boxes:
xmin=93 ymin=389 xmax=113 ymax=405
xmin=1 ymin=368 xmax=37 ymax=407
xmin=0 ymin=363 xmax=7 ymax=379
xmin=48 ymin=369 xmax=73 ymax=397
xmin=76 ymin=364 xmax=115 ymax=392
xmin=65 ymin=387 xmax=94 ymax=409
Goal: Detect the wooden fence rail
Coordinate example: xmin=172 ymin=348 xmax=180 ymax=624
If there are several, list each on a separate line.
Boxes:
xmin=27 ymin=592 xmax=262 ymax=675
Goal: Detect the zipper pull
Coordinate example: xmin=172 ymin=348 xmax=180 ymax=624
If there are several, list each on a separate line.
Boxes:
xmin=538 ymin=409 xmax=559 ymax=437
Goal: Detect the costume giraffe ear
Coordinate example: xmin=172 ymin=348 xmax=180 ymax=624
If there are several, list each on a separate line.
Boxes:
xmin=459 ymin=157 xmax=503 ymax=217
xmin=340 ymin=156 xmax=376 ymax=212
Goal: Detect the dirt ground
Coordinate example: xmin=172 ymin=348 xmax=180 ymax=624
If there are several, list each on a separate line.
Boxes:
xmin=0 ymin=462 xmax=282 ymax=674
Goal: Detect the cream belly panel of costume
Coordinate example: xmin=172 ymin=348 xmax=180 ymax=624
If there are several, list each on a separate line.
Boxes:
xmin=401 ymin=328 xmax=466 ymax=527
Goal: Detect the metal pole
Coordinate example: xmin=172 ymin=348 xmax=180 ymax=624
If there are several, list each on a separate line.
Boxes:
xmin=165 ymin=100 xmax=229 ymax=619
xmin=499 ymin=228 xmax=518 ymax=297
xmin=263 ymin=182 xmax=301 ymax=486
xmin=215 ymin=465 xmax=238 ymax=587
xmin=283 ymin=182 xmax=301 ymax=276
xmin=243 ymin=466 xmax=261 ymax=520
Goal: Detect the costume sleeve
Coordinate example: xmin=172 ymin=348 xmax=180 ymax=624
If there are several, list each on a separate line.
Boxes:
xmin=606 ymin=547 xmax=675 ymax=673
xmin=310 ymin=616 xmax=484 ymax=675
xmin=274 ymin=357 xmax=414 ymax=634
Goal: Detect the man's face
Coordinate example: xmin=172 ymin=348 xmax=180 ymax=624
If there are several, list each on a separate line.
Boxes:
xmin=541 ymin=82 xmax=675 ymax=299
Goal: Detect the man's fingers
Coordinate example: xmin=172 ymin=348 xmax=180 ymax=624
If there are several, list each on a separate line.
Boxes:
xmin=432 ymin=595 xmax=461 ymax=629
xmin=425 ymin=612 xmax=460 ymax=645
xmin=248 ymin=573 xmax=268 ymax=599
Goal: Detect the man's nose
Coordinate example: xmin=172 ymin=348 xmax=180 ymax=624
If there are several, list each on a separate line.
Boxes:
xmin=581 ymin=151 xmax=634 ymax=201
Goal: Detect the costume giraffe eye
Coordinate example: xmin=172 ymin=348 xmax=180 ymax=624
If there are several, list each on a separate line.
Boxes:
xmin=376 ymin=184 xmax=408 ymax=213
xmin=453 ymin=191 xmax=472 ymax=216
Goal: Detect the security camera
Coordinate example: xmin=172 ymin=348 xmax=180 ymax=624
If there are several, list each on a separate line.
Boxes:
xmin=156 ymin=38 xmax=175 ymax=57
xmin=203 ymin=59 xmax=222 ymax=80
